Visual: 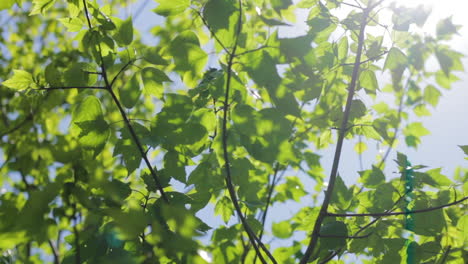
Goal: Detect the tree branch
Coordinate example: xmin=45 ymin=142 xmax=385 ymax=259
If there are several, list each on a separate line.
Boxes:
xmin=106 ymin=87 xmax=169 ymax=202
xmin=81 ymin=0 xmax=169 ymax=202
xmin=48 ymin=239 xmax=60 ymax=264
xmin=300 ymin=4 xmax=375 ymax=263
xmin=327 ymin=196 xmax=468 ymax=217
xmin=340 ymin=50 xmax=388 ymax=66
xmin=220 ymin=1 xmax=276 ymax=263
xmin=110 ymin=59 xmax=136 ymax=87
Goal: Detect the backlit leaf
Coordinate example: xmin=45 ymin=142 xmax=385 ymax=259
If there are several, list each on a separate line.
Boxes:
xmin=154 ymin=0 xmax=189 ymax=16
xmin=2 ymin=70 xmax=35 ymax=90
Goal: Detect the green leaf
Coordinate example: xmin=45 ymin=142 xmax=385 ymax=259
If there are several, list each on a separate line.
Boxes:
xmin=436 ymin=49 xmax=453 ymax=76
xmin=279 ymin=34 xmax=314 ymax=61
xmin=319 ymin=221 xmax=348 ymax=250
xmin=436 ymin=17 xmax=459 ymax=39
xmin=114 ymin=126 xmax=146 ymax=176
xmin=384 ymin=47 xmax=407 ymax=71
xmin=142 ymin=172 xmax=157 ymax=192
xmin=2 ymin=70 xmax=35 ymax=90
xmin=337 ymin=36 xmax=348 ymax=60
xmin=141 ymin=67 xmax=171 ymax=99
xmin=119 ymin=71 xmax=142 ymax=109
xmin=203 ymin=0 xmax=237 ymax=32
xmin=272 ymin=221 xmax=293 ymax=239
xmin=169 ymin=31 xmax=208 ymax=85
xmin=330 ymin=174 xmax=352 ymax=209
xmin=142 ymin=47 xmax=169 ymax=65
xmin=64 ymin=62 xmax=97 ymax=87
xmin=359 ymin=70 xmax=379 ymax=93
xmin=359 ymin=166 xmax=385 ymax=188
xmin=214 ymin=196 xmax=234 ymax=224
xmin=403 ymin=122 xmax=430 ymax=147
xmin=348 ymin=99 xmax=367 ymax=121
xmin=423 ymin=85 xmax=441 ymax=107
xmin=459 ymin=145 xmax=468 ymax=155
xmin=164 ymin=151 xmax=186 ymax=183
xmin=153 ymin=0 xmax=189 ymax=17
xmin=0 ymin=0 xmax=15 ymax=10
xmin=58 ymin=17 xmax=84 ymax=32
xmin=412 ymin=199 xmax=445 ymax=236
xmin=114 ymin=17 xmax=133 ymax=46
xmin=354 ymin=141 xmax=367 ymax=154
xmin=72 ymin=96 xmax=110 ymax=156
xmin=45 ymin=63 xmax=62 ymax=86
xmin=425 ymin=168 xmax=452 ymax=186
xmin=75 ymin=119 xmax=110 ymax=151
xmin=30 ymin=0 xmax=56 ymax=15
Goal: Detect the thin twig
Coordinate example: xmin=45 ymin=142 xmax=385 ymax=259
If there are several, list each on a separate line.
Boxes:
xmin=327 ymin=196 xmax=468 ymax=217
xmin=341 ymin=2 xmax=363 ymax=9
xmin=377 ymin=73 xmax=413 ymax=169
xmin=48 ymin=239 xmax=60 ymax=264
xmin=82 ymin=0 xmax=92 ymax=29
xmin=110 ymin=59 xmax=136 ymax=87
xmin=340 ymin=50 xmax=388 ymax=66
xmin=235 ymin=45 xmax=275 ymax=57
xmin=252 ymin=163 xmax=280 ymax=263
xmin=193 ymin=8 xmax=231 ymax=55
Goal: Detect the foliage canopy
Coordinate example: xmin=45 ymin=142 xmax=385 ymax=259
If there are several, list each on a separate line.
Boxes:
xmin=0 ymin=0 xmax=467 ymax=263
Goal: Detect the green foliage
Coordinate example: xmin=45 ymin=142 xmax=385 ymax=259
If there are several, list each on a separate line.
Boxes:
xmin=0 ymin=0 xmax=466 ymax=263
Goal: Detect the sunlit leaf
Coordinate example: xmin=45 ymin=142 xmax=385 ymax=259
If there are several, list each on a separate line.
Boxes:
xmin=153 ymin=0 xmax=189 ymax=16
xmin=30 ymin=0 xmax=56 ymax=15
xmin=2 ymin=70 xmax=35 ymax=90
xmin=272 ymin=221 xmax=293 ymax=239
xmin=384 ymin=47 xmax=407 ymax=71
xmin=214 ymin=196 xmax=234 ymax=224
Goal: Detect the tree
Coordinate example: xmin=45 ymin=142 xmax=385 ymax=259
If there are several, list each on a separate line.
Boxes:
xmin=0 ymin=0 xmax=467 ymax=263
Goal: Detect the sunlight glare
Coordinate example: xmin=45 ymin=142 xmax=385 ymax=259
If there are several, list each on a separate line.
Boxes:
xmin=388 ymin=0 xmax=468 ymax=18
